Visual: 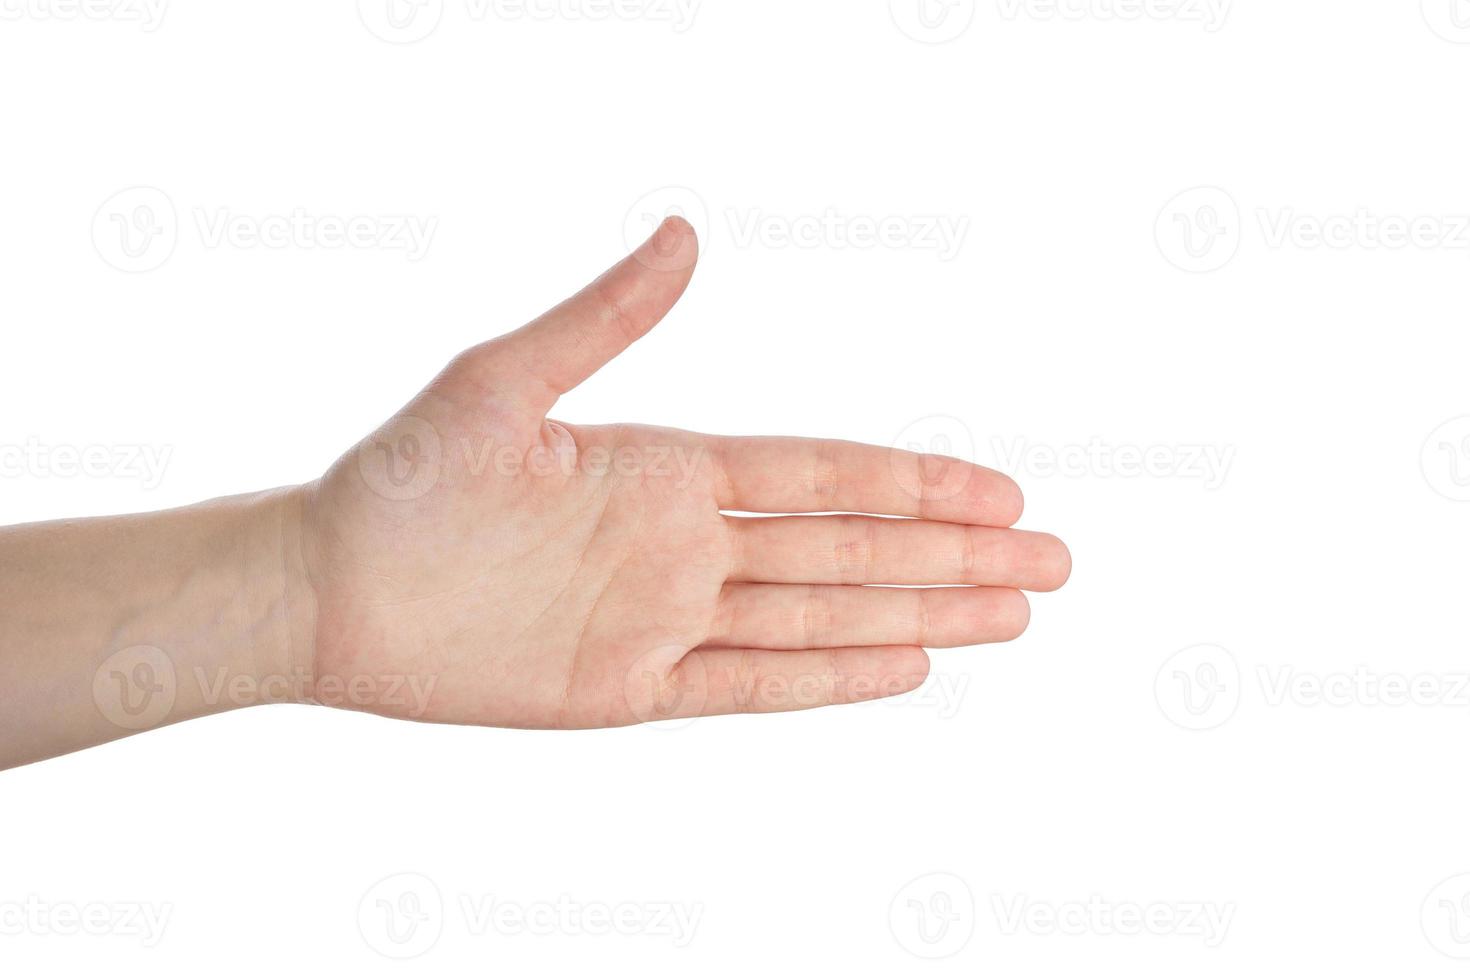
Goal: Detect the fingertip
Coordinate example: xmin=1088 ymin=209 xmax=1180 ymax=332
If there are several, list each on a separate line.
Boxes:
xmin=989 ymin=470 xmax=1025 ymax=527
xmin=886 ymin=645 xmax=931 ymax=696
xmin=638 ymin=215 xmax=700 ymax=275
xmin=657 ymin=214 xmax=698 ymax=250
xmin=999 ymin=589 xmax=1031 ymax=640
xmin=1034 ymin=533 xmax=1072 ymax=592
xmin=839 ymin=645 xmax=932 ymax=704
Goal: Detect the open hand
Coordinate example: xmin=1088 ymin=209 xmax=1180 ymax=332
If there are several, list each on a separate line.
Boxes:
xmin=294 ymin=217 xmax=1071 ymax=728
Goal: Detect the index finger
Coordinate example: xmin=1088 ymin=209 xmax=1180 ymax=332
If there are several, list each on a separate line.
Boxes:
xmin=711 ymin=435 xmax=1023 ymax=526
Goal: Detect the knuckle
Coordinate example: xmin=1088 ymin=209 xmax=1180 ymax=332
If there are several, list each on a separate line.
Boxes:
xmin=729 ymin=650 xmax=761 ymax=713
xmin=959 ymin=527 xmax=979 ymax=579
xmin=590 ymin=278 xmax=642 ymax=345
xmin=914 ymin=589 xmax=935 ymax=645
xmin=810 ymin=443 xmax=841 ymax=502
xmin=800 ymin=585 xmax=835 ymax=648
xmin=830 ymin=517 xmax=876 ymax=583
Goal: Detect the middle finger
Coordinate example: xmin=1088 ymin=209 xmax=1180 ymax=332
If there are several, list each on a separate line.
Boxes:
xmin=724 ymin=515 xmax=1071 ymax=591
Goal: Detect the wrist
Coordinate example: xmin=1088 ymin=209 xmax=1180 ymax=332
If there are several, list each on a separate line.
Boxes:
xmin=186 ymin=485 xmax=319 ymax=712
xmin=165 ymin=487 xmax=320 ymax=714
xmin=252 ymin=484 xmax=320 ymax=708
xmin=70 ymin=489 xmax=319 ymax=727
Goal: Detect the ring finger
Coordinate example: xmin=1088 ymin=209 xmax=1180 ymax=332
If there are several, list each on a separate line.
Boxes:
xmin=708 ymin=583 xmax=1032 ymax=650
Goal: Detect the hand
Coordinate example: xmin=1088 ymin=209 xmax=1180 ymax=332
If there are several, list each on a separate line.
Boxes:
xmin=292 ymin=217 xmax=1070 ymax=728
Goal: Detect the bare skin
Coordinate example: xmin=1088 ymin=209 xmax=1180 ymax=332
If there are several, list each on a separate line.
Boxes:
xmin=0 ymin=217 xmax=1069 ymax=770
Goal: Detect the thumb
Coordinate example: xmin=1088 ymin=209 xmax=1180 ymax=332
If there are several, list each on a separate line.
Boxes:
xmin=469 ymin=216 xmax=700 ymax=419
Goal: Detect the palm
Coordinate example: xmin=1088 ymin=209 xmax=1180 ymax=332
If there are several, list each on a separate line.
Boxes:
xmin=533 ymin=424 xmax=733 ymax=726
xmin=297 ymin=218 xmax=1070 ymax=729
xmin=307 ymin=413 xmax=731 ymax=727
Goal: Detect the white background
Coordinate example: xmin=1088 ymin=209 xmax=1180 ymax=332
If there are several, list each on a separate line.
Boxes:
xmin=3 ymin=0 xmax=1470 ymax=975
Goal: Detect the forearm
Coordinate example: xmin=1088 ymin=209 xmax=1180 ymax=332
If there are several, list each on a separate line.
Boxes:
xmin=0 ymin=487 xmax=314 ymax=770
